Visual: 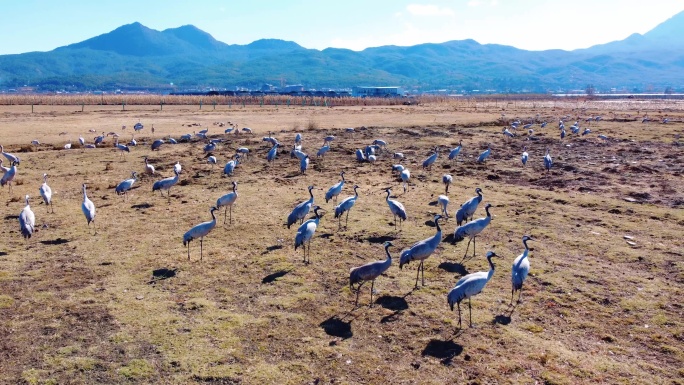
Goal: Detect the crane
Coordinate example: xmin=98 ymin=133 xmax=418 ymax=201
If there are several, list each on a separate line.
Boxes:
xmin=151 ymin=139 xmax=164 ymax=151
xmin=295 ymin=206 xmax=323 ymax=264
xmin=544 ymin=148 xmax=553 ymax=173
xmin=39 ymin=173 xmax=54 ymax=213
xmin=399 ymin=214 xmax=443 ymax=288
xmin=287 ymin=185 xmax=315 ymax=229
xmin=174 ymin=161 xmax=182 ymax=175
xmin=384 ymin=188 xmax=407 ymax=229
xmin=115 ymin=139 xmax=130 ymax=157
xmin=456 ymin=187 xmax=483 ymax=226
xmin=422 ymin=147 xmax=439 ymax=170
xmin=438 ymin=194 xmax=449 ymax=218
xmin=334 ymin=185 xmax=359 ymax=229
xmin=216 ymin=181 xmax=239 ymax=224
xmin=349 ymin=241 xmax=394 ymax=306
xmin=1 ymin=161 xmax=18 ymax=193
xmin=81 ymin=184 xmax=96 ymax=234
xmin=449 ymin=141 xmax=462 ymax=160
xmin=152 ymin=169 xmax=180 ymax=200
xmin=454 ymin=203 xmax=493 ymax=261
xmin=521 ymin=146 xmax=529 ymax=167
xmin=115 ymin=172 xmax=138 ymax=200
xmin=442 ymin=174 xmax=452 ymax=193
xmin=447 ymin=251 xmax=499 ymax=328
xmin=477 ymin=145 xmax=491 ymax=163
xmin=207 ymin=155 xmax=217 ymax=172
xmin=144 ymin=157 xmax=155 ymax=175
xmin=300 ymin=155 xmax=310 ymax=175
xmin=223 ymin=155 xmax=240 ymax=176
xmin=511 ymin=235 xmax=534 ymax=304
xmin=183 ymin=206 xmax=218 ymax=260
xmin=325 ymin=171 xmax=345 ymax=203
xmin=267 ymin=143 xmax=280 ymax=163
xmin=19 ymin=195 xmax=35 ymax=240
xmin=0 ymin=145 xmax=20 ymax=164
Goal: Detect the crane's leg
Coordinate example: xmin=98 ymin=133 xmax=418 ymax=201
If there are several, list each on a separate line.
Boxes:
xmin=468 ymin=298 xmax=472 ymax=327
xmin=346 ymin=210 xmax=350 ymax=228
xmin=518 ymin=286 xmax=523 ymax=304
xmin=187 ymin=242 xmax=191 ymax=260
xmin=370 ymin=279 xmax=375 ymax=307
xmin=472 ymin=237 xmax=476 ymax=260
xmin=200 ymin=238 xmax=204 ymax=261
xmin=414 ymin=261 xmax=421 ymax=289
xmin=393 ymin=214 xmax=397 ymax=230
xmin=421 ymin=260 xmax=425 ymax=286
xmin=457 ymin=302 xmax=462 ymax=329
xmin=224 ymin=207 xmax=228 ymax=225
xmin=510 ymin=288 xmax=515 ymax=306
xmin=229 ymin=206 xmax=233 ymax=224
xmin=462 ymin=238 xmax=472 ymax=260
xmin=446 ymin=184 xmax=449 ymax=194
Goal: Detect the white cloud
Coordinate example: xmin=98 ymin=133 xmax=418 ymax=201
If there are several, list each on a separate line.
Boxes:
xmin=468 ymin=0 xmax=498 ymax=7
xmin=406 ymin=4 xmax=455 ymax=16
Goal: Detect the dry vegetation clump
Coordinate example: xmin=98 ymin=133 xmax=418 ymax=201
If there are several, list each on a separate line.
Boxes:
xmin=0 ymin=100 xmax=683 ymax=384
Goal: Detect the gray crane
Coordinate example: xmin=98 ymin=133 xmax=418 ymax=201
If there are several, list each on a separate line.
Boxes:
xmin=39 ymin=173 xmax=54 ymax=213
xmin=334 ymin=185 xmax=359 ymax=229
xmin=183 ymin=206 xmax=218 ymax=260
xmin=384 ymin=188 xmax=407 ymax=229
xmin=295 ymin=206 xmax=323 ymax=264
xmin=455 ymin=187 xmax=483 ymax=226
xmin=349 ymin=241 xmax=394 ymax=307
xmin=511 ymin=235 xmax=534 ymax=304
xmin=447 ymin=251 xmax=499 ymax=328
xmin=399 ymin=214 xmax=443 ymax=288
xmin=81 ymin=184 xmax=96 ymax=234
xmin=152 ymin=169 xmax=180 ymax=200
xmin=454 ymin=203 xmax=493 ymax=260
xmin=287 ymin=185 xmax=315 ymax=228
xmin=325 ymin=171 xmax=345 ymax=203
xmin=216 ymin=181 xmax=239 ymax=224
xmin=19 ymin=195 xmax=35 ymax=240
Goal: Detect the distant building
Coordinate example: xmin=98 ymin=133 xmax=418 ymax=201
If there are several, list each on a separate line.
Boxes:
xmin=284 ymin=84 xmax=305 ymax=93
xmin=353 ymin=86 xmax=405 ymax=97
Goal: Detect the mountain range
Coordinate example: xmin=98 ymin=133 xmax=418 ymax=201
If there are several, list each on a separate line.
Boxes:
xmin=1 ymin=11 xmax=684 ymax=93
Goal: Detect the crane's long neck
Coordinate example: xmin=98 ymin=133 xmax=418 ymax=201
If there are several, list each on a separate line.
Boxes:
xmin=476 ymin=189 xmax=482 ymax=201
xmin=486 ymin=255 xmax=496 ymax=280
xmin=353 ymin=187 xmax=358 ymax=197
xmin=341 ymin=173 xmax=345 ymax=182
xmin=384 ymin=245 xmax=392 ymax=261
xmin=210 ymin=208 xmax=217 ymax=223
xmin=232 ymin=183 xmax=237 ymax=193
xmin=308 ymin=187 xmax=314 ymax=200
xmin=485 ymin=205 xmax=491 ymax=218
xmin=82 ymin=186 xmax=88 ymax=200
xmin=385 ymin=190 xmax=390 ymax=201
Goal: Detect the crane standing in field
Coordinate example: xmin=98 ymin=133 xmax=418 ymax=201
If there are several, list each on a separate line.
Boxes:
xmin=477 ymin=145 xmax=491 ymax=163
xmin=325 ymin=171 xmax=345 ymax=204
xmin=384 ymin=188 xmax=407 ymax=229
xmin=19 ymin=195 xmax=35 ymax=240
xmin=438 ymin=194 xmax=449 ymax=218
xmin=152 ymin=169 xmax=180 ymax=201
xmin=0 ymin=145 xmax=20 ymax=164
xmin=115 ymin=172 xmax=138 ymax=200
xmin=422 ymin=147 xmax=439 ymax=170
xmin=287 ymin=185 xmax=315 ymax=228
xmin=216 ymin=181 xmax=239 ymax=225
xmin=449 ymin=140 xmax=462 ymax=160
xmin=334 ymin=185 xmax=359 ymax=229
xmin=144 ymin=157 xmax=155 ymax=175
xmin=454 ymin=203 xmax=493 ymax=261
xmin=39 ymin=173 xmax=54 ymax=213
xmin=442 ymin=174 xmax=452 ymax=193
xmin=1 ymin=161 xmax=18 ymax=194
xmin=183 ymin=206 xmax=219 ymax=261
xmin=349 ymin=241 xmax=394 ymax=307
xmin=521 ymin=146 xmax=529 ymax=167
xmin=81 ymin=184 xmax=96 ymax=234
xmin=447 ymin=251 xmax=499 ymax=328
xmin=544 ymin=148 xmax=553 ymax=173
xmin=399 ymin=214 xmax=443 ymax=288
xmin=295 ymin=206 xmax=323 ymax=264
xmin=511 ymin=235 xmax=534 ymax=305
xmin=456 ymin=187 xmax=483 ymax=226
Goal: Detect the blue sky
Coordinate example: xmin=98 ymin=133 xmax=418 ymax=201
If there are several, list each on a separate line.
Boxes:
xmin=1 ymin=0 xmax=682 ymax=55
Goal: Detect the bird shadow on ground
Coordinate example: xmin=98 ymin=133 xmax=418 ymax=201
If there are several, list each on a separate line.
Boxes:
xmin=283 ymin=172 xmax=301 ymax=179
xmin=424 ymin=220 xmax=436 ymax=227
xmin=131 ymin=203 xmax=153 ymax=209
xmin=421 ymin=338 xmax=463 ymax=365
xmin=4 ymin=215 xmax=17 ymax=220
xmin=0 ymin=251 xmax=8 ymax=256
xmin=40 ymin=238 xmax=69 ymax=245
xmin=493 ymin=314 xmax=512 ymax=325
xmin=148 ymin=268 xmax=178 ymax=284
xmin=379 ymin=292 xmax=412 ymax=324
xmin=319 ymin=233 xmax=334 ymax=239
xmin=320 ymin=315 xmax=354 ymax=340
xmin=261 ymin=270 xmax=290 ymax=284
xmin=427 ymin=200 xmax=439 ymax=206
xmin=442 ymin=234 xmax=457 ymax=244
xmin=438 ymin=262 xmax=469 ymax=276
xmin=261 ymin=245 xmax=283 ymax=255
xmin=366 ymin=235 xmax=396 ymax=244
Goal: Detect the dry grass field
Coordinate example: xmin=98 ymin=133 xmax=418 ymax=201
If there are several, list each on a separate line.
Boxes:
xmin=0 ymin=99 xmax=683 ymax=384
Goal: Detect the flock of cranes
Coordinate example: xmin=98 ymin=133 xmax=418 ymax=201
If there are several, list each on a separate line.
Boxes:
xmin=0 ymin=114 xmax=580 ymax=330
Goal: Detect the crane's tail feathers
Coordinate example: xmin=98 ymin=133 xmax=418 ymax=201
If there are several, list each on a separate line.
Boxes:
xmin=399 ymin=249 xmax=412 ymax=269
